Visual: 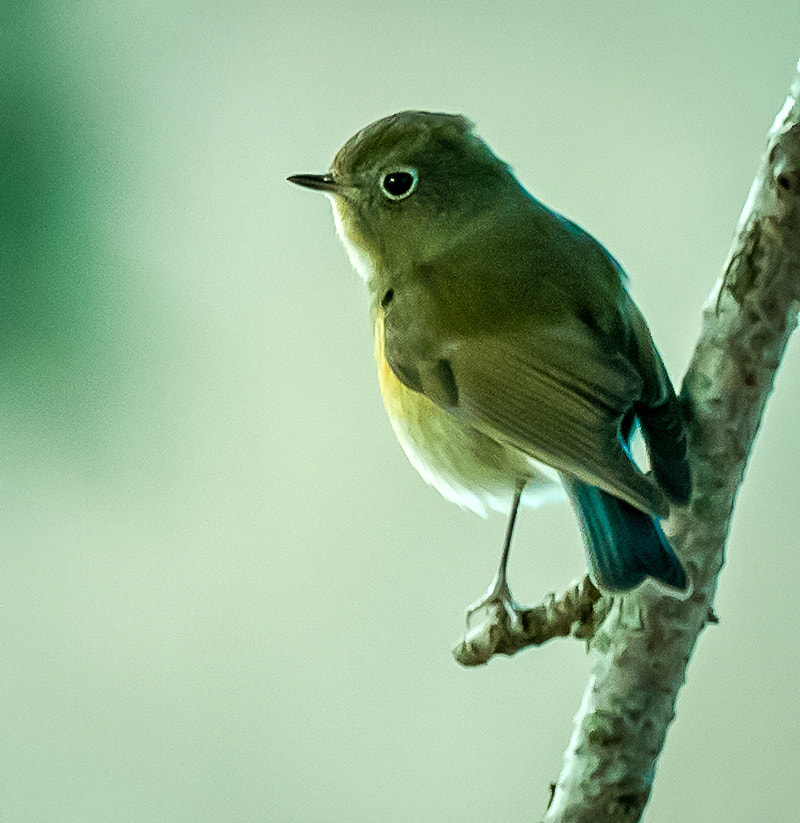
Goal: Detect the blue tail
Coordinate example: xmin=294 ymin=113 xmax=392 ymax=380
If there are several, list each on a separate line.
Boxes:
xmin=563 ymin=478 xmax=687 ymax=592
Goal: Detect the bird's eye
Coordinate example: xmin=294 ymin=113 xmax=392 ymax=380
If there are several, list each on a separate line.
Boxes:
xmin=380 ymin=168 xmax=418 ymax=200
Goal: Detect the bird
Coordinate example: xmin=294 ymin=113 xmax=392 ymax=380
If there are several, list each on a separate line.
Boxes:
xmin=288 ymin=110 xmax=691 ymax=616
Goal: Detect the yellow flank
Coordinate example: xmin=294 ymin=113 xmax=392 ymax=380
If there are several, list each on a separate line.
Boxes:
xmin=374 ymin=311 xmax=438 ymax=436
xmin=372 ymin=312 xmax=560 ymax=516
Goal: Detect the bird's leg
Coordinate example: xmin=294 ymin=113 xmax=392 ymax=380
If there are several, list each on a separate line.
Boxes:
xmin=466 ymin=481 xmax=525 ymax=627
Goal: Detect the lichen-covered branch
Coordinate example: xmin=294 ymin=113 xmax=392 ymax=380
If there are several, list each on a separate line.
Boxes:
xmin=456 ymin=57 xmax=800 ymax=822
xmin=452 ymin=575 xmax=606 ymax=666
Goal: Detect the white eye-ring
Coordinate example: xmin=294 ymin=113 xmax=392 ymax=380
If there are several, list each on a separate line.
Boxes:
xmin=379 ymin=167 xmax=419 ymax=200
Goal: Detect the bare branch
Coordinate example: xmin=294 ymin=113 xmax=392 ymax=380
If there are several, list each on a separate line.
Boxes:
xmin=539 ymin=56 xmax=800 ymax=822
xmin=449 ymin=56 xmax=800 ymax=821
xmin=452 ymin=575 xmax=607 ymax=666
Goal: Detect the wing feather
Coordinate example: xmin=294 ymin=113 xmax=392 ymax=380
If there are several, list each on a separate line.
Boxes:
xmin=412 ymin=324 xmax=669 ymax=517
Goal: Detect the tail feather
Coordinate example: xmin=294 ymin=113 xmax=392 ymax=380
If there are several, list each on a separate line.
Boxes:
xmin=564 ymin=478 xmax=687 ymax=592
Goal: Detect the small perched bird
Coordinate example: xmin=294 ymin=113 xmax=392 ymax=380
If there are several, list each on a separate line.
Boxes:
xmin=289 ymin=111 xmax=691 ymax=613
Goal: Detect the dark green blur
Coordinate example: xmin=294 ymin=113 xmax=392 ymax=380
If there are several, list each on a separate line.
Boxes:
xmin=1 ymin=6 xmax=114 ymax=430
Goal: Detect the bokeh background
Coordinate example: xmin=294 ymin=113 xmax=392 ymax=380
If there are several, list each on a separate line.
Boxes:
xmin=3 ymin=2 xmax=800 ymax=821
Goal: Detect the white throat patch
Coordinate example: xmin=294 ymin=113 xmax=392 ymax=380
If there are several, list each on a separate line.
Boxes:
xmin=328 ymin=194 xmax=375 ymax=283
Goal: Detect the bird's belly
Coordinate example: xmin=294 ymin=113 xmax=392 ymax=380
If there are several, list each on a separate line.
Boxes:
xmin=374 ymin=324 xmax=564 ymax=517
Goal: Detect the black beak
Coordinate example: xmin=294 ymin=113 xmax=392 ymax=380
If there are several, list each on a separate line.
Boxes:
xmin=287 ymin=173 xmax=339 ymax=193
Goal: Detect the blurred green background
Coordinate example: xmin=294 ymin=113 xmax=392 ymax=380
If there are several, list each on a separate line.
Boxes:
xmin=2 ymin=2 xmax=799 ymax=821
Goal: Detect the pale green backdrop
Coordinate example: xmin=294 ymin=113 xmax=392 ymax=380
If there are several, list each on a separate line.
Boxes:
xmin=3 ymin=2 xmax=799 ymax=821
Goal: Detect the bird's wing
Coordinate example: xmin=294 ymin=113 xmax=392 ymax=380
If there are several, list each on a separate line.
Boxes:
xmin=383 ymin=308 xmax=669 ymax=518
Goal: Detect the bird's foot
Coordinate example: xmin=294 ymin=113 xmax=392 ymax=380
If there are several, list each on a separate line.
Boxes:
xmin=456 ymin=573 xmax=526 ymax=666
xmin=465 ymin=573 xmax=524 ymax=632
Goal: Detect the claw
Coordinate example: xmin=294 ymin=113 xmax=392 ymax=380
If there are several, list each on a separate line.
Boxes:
xmin=465 ymin=572 xmax=523 ymax=630
xmin=465 ymin=568 xmax=518 ymax=618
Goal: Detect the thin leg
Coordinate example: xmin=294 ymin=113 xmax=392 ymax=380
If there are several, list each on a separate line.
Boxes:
xmin=466 ymin=481 xmax=525 ymax=624
xmin=496 ymin=482 xmax=523 ymax=590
